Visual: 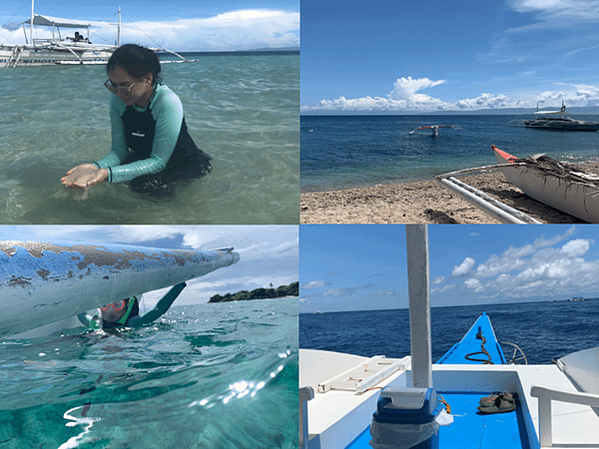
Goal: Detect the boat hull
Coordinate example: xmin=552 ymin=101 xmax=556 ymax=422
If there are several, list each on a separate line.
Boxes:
xmin=493 ymin=146 xmax=599 ymax=223
xmin=437 ymin=312 xmax=506 ymax=365
xmin=524 ymin=119 xmax=599 ymax=131
xmin=0 ymin=241 xmax=240 ymax=337
xmin=0 ymin=44 xmax=114 ymax=67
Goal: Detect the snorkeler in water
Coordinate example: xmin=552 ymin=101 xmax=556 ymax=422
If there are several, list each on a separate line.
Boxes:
xmin=78 ymin=282 xmax=186 ymax=331
xmin=62 ymin=44 xmax=211 ymax=195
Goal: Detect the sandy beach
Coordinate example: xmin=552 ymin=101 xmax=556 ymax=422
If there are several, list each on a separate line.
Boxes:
xmin=300 ymin=167 xmax=597 ymax=224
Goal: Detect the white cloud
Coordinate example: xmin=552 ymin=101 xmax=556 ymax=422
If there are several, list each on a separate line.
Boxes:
xmin=321 ymin=283 xmax=376 ymax=297
xmin=301 ymin=75 xmax=599 ymax=113
xmin=464 ymin=278 xmax=483 ymax=292
xmin=475 ymin=228 xmax=576 ymax=279
xmin=452 ymin=257 xmax=476 ymax=277
xmin=455 ymin=93 xmax=522 ymax=110
xmin=302 ymin=280 xmax=329 ymax=289
xmin=439 ymin=228 xmax=599 ymax=301
xmin=430 ymin=283 xmax=456 ymax=295
xmin=388 ymin=77 xmax=445 ymax=101
xmin=509 ymin=0 xmax=599 ymax=21
xmin=432 ymin=276 xmax=446 ymax=285
xmin=560 ymin=238 xmax=592 ymax=257
xmin=302 ymin=77 xmax=451 ymax=113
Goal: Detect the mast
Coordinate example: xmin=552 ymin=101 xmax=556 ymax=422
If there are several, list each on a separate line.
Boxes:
xmin=30 ymin=0 xmax=34 ymax=45
xmin=118 ymin=6 xmax=121 ymax=46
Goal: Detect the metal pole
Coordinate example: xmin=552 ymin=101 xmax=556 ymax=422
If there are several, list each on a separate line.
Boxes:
xmin=118 ymin=7 xmax=121 ymax=46
xmin=406 ymin=225 xmax=433 ymax=389
xmin=30 ymin=0 xmax=34 ymax=45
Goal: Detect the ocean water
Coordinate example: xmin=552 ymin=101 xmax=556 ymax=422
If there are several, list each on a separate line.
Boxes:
xmin=299 ymin=299 xmax=599 ymax=365
xmin=0 ymin=52 xmax=299 ymax=224
xmin=301 ymin=115 xmax=599 ymax=192
xmin=0 ymin=298 xmax=298 ymax=449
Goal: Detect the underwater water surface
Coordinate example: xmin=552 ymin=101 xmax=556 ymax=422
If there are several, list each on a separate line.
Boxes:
xmin=0 ymin=298 xmax=298 ymax=448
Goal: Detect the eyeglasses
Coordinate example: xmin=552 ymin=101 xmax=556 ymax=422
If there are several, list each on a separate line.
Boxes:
xmin=104 ymin=78 xmax=140 ymax=96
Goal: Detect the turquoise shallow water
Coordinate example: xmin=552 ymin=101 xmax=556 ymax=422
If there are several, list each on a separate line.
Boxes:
xmin=0 ymin=53 xmax=299 ymax=224
xmin=0 ymin=298 xmax=298 ymax=448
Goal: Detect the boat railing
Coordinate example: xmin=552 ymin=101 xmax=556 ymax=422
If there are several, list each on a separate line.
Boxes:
xmin=531 ymin=385 xmax=599 ymax=447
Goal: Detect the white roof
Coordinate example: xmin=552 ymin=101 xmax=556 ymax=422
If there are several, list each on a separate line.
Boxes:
xmin=22 ymin=14 xmax=118 ymax=29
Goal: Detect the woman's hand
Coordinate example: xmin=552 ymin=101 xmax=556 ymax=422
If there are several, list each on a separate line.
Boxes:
xmin=62 ymin=165 xmax=108 ymax=188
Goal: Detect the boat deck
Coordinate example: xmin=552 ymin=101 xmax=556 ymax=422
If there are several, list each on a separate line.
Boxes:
xmin=345 ymin=392 xmax=529 ymax=449
xmin=301 ymin=349 xmax=599 ymax=449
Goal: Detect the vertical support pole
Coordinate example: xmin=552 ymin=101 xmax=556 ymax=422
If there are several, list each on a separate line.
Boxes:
xmin=406 ymin=225 xmax=432 ymax=389
xmin=538 ymin=395 xmax=553 ymax=447
xmin=299 ymin=386 xmax=315 ymax=449
xmin=118 ymin=7 xmax=122 ymax=46
xmin=30 ymin=0 xmax=34 ymax=45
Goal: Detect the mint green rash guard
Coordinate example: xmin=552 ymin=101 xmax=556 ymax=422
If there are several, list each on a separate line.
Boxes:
xmin=94 ymin=84 xmax=211 ymax=188
xmin=79 ymin=282 xmax=186 ymax=331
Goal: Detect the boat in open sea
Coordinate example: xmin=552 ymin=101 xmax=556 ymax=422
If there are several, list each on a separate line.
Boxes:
xmin=300 ymin=225 xmax=599 ymax=449
xmin=523 ymin=102 xmax=599 ymax=132
xmin=409 ymin=125 xmax=461 ymax=137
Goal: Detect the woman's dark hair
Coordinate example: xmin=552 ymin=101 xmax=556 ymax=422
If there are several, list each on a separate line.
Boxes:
xmin=107 ymin=44 xmax=162 ymax=84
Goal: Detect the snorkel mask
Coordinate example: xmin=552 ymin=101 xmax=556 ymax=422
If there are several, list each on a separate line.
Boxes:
xmin=100 ymin=298 xmax=137 ymax=328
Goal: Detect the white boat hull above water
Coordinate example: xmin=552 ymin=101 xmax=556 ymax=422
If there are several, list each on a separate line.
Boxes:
xmin=0 ymin=241 xmax=240 ymax=338
xmin=493 ymin=146 xmax=599 ymax=223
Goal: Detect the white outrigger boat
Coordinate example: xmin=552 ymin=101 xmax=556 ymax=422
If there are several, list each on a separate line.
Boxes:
xmin=524 ymin=102 xmax=599 ymax=132
xmin=0 ymin=240 xmax=240 ymax=338
xmin=409 ymin=125 xmax=461 ymax=137
xmin=1 ymin=0 xmax=121 ymax=67
xmin=1 ymin=0 xmax=190 ymax=67
xmin=300 ymin=225 xmax=599 ymax=449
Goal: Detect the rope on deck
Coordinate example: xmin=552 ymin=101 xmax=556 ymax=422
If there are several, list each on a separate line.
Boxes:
xmin=464 ymin=330 xmax=494 ymax=364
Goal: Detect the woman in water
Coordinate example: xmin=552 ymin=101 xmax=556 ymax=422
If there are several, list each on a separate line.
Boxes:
xmin=62 ymin=44 xmax=211 ymax=195
xmin=79 ymin=282 xmax=187 ymax=331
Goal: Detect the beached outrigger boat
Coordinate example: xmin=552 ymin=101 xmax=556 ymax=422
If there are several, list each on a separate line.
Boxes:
xmin=493 ymin=146 xmax=599 ymax=223
xmin=300 ymin=226 xmax=599 ymax=449
xmin=435 ymin=145 xmax=599 ymax=224
xmin=409 ymin=125 xmax=461 ymax=137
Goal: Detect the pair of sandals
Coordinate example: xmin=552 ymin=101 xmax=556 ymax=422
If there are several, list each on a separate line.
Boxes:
xmin=477 ymin=391 xmax=516 ymax=414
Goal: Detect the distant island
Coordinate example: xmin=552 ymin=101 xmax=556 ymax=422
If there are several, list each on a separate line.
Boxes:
xmin=208 ymin=281 xmax=299 ymax=303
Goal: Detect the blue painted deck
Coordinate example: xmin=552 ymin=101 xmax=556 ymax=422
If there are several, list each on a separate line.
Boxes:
xmin=344 ymin=314 xmax=528 ymax=449
xmin=345 ymin=392 xmax=529 ymax=449
xmin=436 ymin=312 xmax=506 ymax=365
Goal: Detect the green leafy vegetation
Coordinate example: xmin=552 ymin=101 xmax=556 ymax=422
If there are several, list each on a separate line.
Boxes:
xmin=208 ymin=282 xmax=299 ymax=303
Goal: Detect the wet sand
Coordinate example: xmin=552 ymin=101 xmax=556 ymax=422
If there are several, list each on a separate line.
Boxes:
xmin=300 ymin=169 xmax=592 ymax=224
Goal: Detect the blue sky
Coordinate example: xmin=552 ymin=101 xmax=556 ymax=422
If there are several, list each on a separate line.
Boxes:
xmin=1 ymin=225 xmax=298 ymax=307
xmin=301 ymin=0 xmax=599 ymax=114
xmin=1 ymin=0 xmax=299 ymax=51
xmin=300 ymin=225 xmax=599 ymax=313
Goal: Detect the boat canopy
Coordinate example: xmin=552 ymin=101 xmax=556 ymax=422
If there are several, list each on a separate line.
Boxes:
xmin=22 ymin=14 xmax=118 ymax=29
